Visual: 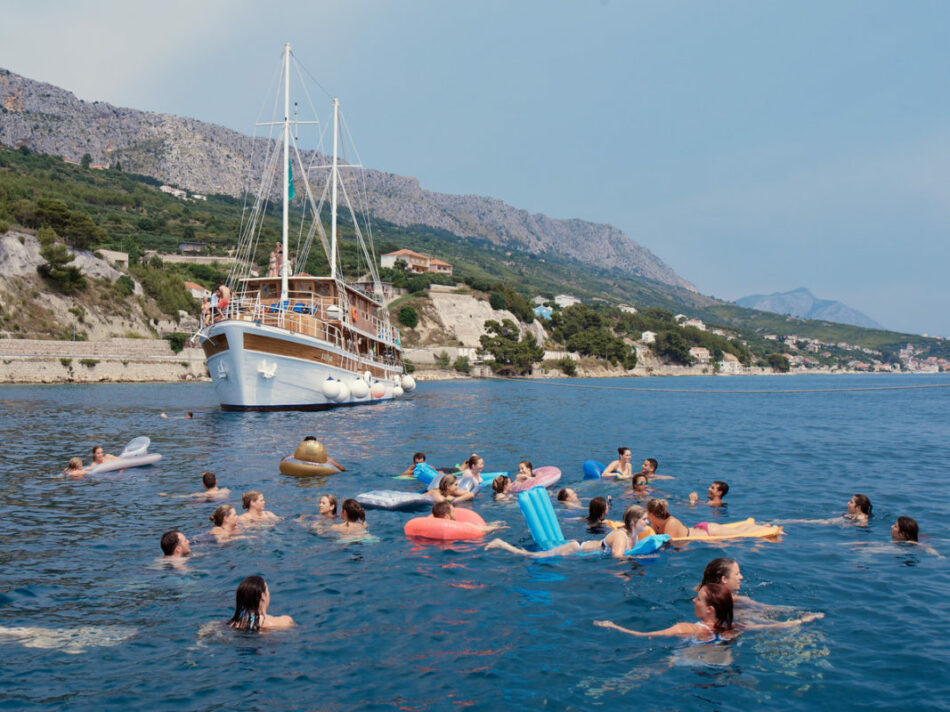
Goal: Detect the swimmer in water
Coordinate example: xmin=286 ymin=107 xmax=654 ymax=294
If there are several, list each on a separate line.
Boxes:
xmin=892 ymin=516 xmax=918 ymax=542
xmin=426 ymin=474 xmax=475 ymax=504
xmin=296 ymin=494 xmax=339 ymax=531
xmin=779 ymin=494 xmax=873 ymax=526
xmin=63 ymin=457 xmax=89 ymax=478
xmin=486 ymin=504 xmax=652 ymax=559
xmin=641 ymin=457 xmax=674 ymax=480
xmin=329 ymin=499 xmax=367 ymax=535
xmin=697 ymin=558 xmax=796 ymax=618
xmin=300 ymin=435 xmax=346 ymax=471
xmin=595 ymin=582 xmax=823 ymax=640
xmin=647 ymin=498 xmax=778 ymax=539
xmin=160 ymin=530 xmax=191 ymax=568
xmin=631 ymin=473 xmax=651 ymax=497
xmin=209 ymin=505 xmax=241 ymax=543
xmin=401 ymin=452 xmax=427 ymax=478
xmin=90 ymin=445 xmax=119 ymax=467
xmin=432 ymin=501 xmax=506 ymax=532
xmin=557 ymin=487 xmax=584 ymax=510
xmin=689 ymin=480 xmax=728 ymax=508
xmin=514 ymin=459 xmax=534 ymax=484
xmin=586 ymin=496 xmax=611 ymax=530
xmin=492 ymin=475 xmax=513 ymax=500
xmin=238 ymin=491 xmax=280 ymax=525
xmin=228 ymin=576 xmax=294 ymax=632
xmin=459 ymin=454 xmax=485 ymax=484
xmin=162 ymin=471 xmax=231 ymax=501
xmin=601 ymin=447 xmax=633 ymax=478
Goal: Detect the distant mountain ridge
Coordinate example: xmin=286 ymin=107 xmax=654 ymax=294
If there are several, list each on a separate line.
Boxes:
xmin=0 ymin=68 xmax=695 ymax=292
xmin=735 ymin=288 xmax=883 ymax=329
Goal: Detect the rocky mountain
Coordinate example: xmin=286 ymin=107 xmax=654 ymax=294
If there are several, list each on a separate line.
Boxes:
xmin=0 ymin=68 xmax=695 ymax=292
xmin=735 ymin=288 xmax=883 ymax=329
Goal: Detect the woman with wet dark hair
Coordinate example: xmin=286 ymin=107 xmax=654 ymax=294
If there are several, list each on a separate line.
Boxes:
xmin=330 ymin=499 xmax=368 ymax=535
xmin=892 ymin=516 xmax=918 ymax=542
xmin=847 ymin=494 xmax=873 ymax=523
xmin=587 ymin=496 xmax=610 ymax=529
xmin=601 ymin=447 xmax=633 ymax=479
xmin=228 ymin=576 xmax=294 ymax=632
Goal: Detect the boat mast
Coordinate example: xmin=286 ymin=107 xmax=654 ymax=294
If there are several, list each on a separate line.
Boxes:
xmin=280 ymin=42 xmax=291 ymax=302
xmin=330 ymin=98 xmax=339 ymax=281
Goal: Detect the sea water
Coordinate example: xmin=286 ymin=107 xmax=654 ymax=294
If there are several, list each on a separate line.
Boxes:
xmin=1 ymin=375 xmax=948 ymax=710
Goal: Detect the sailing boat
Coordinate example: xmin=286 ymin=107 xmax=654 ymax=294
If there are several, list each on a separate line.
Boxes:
xmin=196 ymin=43 xmax=415 ymax=410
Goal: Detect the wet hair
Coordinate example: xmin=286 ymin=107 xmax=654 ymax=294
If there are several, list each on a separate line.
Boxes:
xmin=201 ymin=471 xmax=216 ymax=489
xmin=341 ymin=499 xmax=365 ymax=523
xmin=463 ymin=453 xmax=482 ymax=470
xmin=432 ymin=501 xmax=454 ymax=519
xmin=160 ymin=530 xmax=183 ymax=555
xmin=699 ymin=583 xmax=735 ymax=632
xmin=413 ymin=452 xmax=426 ymax=463
xmin=557 ymin=488 xmax=573 ymax=502
xmin=852 ymin=494 xmax=872 ymax=516
xmin=67 ymin=457 xmax=83 ymax=470
xmin=321 ymin=494 xmax=338 ymax=515
xmin=518 ymin=459 xmax=533 ymax=474
xmin=91 ymin=445 xmax=104 ymax=456
xmin=712 ymin=480 xmax=729 ymax=497
xmin=618 ymin=447 xmax=631 ymax=457
xmin=210 ymin=505 xmax=235 ymax=526
xmin=492 ymin=475 xmax=511 ymax=494
xmin=229 ymin=575 xmax=267 ymax=632
xmin=643 ymin=458 xmax=658 ymax=473
xmin=701 ymin=558 xmax=738 ymax=587
xmin=646 ymin=498 xmax=670 ymax=520
xmin=623 ymin=505 xmax=646 ymax=532
xmin=438 ymin=474 xmax=458 ymax=496
xmin=185 ymin=412 xmax=194 ymax=418
xmin=304 ymin=435 xmax=318 ymax=441
xmin=896 ymin=516 xmax=918 ymax=542
xmin=631 ymin=474 xmax=648 ymax=489
xmin=587 ymin=497 xmax=609 ymax=525
xmin=242 ymin=491 xmax=263 ymax=510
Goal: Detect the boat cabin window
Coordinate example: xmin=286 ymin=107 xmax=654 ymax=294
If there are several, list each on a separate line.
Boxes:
xmin=261 ymin=283 xmax=278 ymax=299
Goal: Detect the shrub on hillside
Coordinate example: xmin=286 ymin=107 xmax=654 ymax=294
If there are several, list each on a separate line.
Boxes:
xmin=398 ymin=306 xmax=418 ymax=328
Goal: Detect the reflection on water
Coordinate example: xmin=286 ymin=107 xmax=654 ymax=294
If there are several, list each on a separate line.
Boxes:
xmin=0 ymin=377 xmax=949 ymax=709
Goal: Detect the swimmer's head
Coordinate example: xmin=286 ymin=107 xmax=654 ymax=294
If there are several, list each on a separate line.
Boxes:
xmin=893 ymin=516 xmax=918 ymax=542
xmin=623 ymin=504 xmax=647 ymax=533
xmin=185 ymin=412 xmax=193 ymax=419
xmin=701 ymin=558 xmax=741 ymax=591
xmin=587 ymin=496 xmax=609 ymax=524
xmin=91 ymin=446 xmax=105 ymax=462
xmin=710 ymin=481 xmax=729 ymax=499
xmin=696 ymin=583 xmax=734 ymax=632
xmin=210 ymin=504 xmax=236 ymax=527
xmin=67 ymin=457 xmax=83 ymax=470
xmin=341 ymin=499 xmax=365 ymax=523
xmin=631 ymin=474 xmax=648 ymax=490
xmin=463 ymin=454 xmax=483 ymax=471
xmin=518 ymin=460 xmax=533 ymax=477
xmin=646 ymin=498 xmax=670 ymax=521
xmin=617 ymin=447 xmax=631 ymax=460
xmin=230 ymin=575 xmax=268 ymax=631
xmin=438 ymin=474 xmax=458 ymax=496
xmin=849 ymin=494 xmax=872 ymax=516
xmin=642 ymin=458 xmax=658 ymax=474
xmin=492 ymin=475 xmax=511 ymax=494
xmin=160 ymin=530 xmax=190 ymax=556
xmin=242 ymin=491 xmax=263 ymax=511
xmin=413 ymin=452 xmax=426 ymax=464
xmin=319 ymin=494 xmax=338 ymax=516
xmin=557 ymin=488 xmax=577 ymax=502
xmin=201 ymin=471 xmax=217 ymax=489
xmin=432 ymin=501 xmax=454 ymax=519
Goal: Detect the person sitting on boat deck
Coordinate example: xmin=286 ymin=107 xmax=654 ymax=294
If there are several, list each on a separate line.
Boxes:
xmin=459 ymin=453 xmax=485 ymax=484
xmin=646 ymin=498 xmax=776 ymax=539
xmin=892 ymin=516 xmax=918 ymax=543
xmin=209 ymin=504 xmax=241 ymax=543
xmin=601 ymin=447 xmax=633 ymax=478
xmin=91 ymin=445 xmax=119 ymax=467
xmin=631 ymin=473 xmax=651 ymax=497
xmin=640 ymin=457 xmax=674 ymax=481
xmin=63 ymin=457 xmax=89 ymax=478
xmin=401 ymin=452 xmax=427 ymax=478
xmin=299 ymin=435 xmax=346 ymax=471
xmin=426 ymin=474 xmax=475 ymax=504
xmin=594 ymin=582 xmax=823 ymax=640
xmin=586 ymin=496 xmax=611 ymax=530
xmin=160 ymin=530 xmax=191 ymax=559
xmin=557 ymin=487 xmax=584 ymax=510
xmin=239 ymin=491 xmax=280 ymax=525
xmin=228 ymin=575 xmax=295 ymax=632
xmin=486 ymin=504 xmax=651 ymax=559
xmin=491 ymin=475 xmax=513 ymax=500
xmin=513 ymin=460 xmax=534 ymax=484
xmin=330 ymin=499 xmax=367 ymax=535
xmin=689 ymin=480 xmax=729 ymax=508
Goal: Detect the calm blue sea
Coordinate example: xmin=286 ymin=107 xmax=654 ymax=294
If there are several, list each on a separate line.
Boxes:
xmin=1 ymin=375 xmax=949 ymax=711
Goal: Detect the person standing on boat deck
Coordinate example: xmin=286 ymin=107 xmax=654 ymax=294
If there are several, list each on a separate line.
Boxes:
xmin=209 ymin=288 xmax=219 ymax=320
xmin=200 ymin=296 xmax=211 ymax=326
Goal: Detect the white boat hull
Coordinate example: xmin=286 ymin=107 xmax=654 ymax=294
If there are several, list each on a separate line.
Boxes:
xmin=202 ymin=320 xmax=408 ymax=411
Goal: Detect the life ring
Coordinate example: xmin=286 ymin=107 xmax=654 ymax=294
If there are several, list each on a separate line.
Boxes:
xmin=404 ymin=508 xmax=487 ymax=541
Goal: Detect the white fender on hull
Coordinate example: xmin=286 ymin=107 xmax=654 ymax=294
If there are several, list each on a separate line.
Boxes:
xmin=401 ymin=375 xmax=416 ymax=392
xmin=370 ymin=382 xmax=386 ymax=399
xmin=336 ymin=382 xmax=351 ymax=402
xmin=322 ymin=378 xmax=341 ymax=401
xmin=393 ymin=385 xmax=404 ymax=397
xmin=350 ymin=378 xmax=369 ymax=399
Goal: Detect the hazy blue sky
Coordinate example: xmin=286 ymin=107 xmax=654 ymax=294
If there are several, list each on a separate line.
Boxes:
xmin=3 ymin=1 xmax=949 ymax=336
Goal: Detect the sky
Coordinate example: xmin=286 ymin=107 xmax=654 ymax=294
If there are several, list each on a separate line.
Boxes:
xmin=3 ymin=0 xmax=950 ymax=337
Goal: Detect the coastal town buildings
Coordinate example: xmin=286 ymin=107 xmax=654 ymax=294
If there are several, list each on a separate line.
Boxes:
xmin=380 ymin=249 xmax=453 ymax=276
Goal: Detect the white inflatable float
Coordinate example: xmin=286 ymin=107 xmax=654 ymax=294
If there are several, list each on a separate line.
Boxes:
xmin=86 ymin=437 xmax=162 ymax=474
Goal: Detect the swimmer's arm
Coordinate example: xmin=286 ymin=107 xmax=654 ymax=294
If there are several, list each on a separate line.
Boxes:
xmin=777 ymin=517 xmax=844 ymax=525
xmin=263 ymin=614 xmax=295 ymax=630
xmin=327 ymin=457 xmax=346 ymax=471
xmin=649 ymin=474 xmax=675 ymax=480
xmin=594 ymin=620 xmax=696 ymax=637
xmin=400 ymin=465 xmax=415 ymax=478
xmin=607 ymin=530 xmax=629 ymax=558
xmin=450 ymin=491 xmax=475 ymax=504
xmin=600 ymin=460 xmax=621 ymax=477
xmin=742 ymin=612 xmax=824 ymax=630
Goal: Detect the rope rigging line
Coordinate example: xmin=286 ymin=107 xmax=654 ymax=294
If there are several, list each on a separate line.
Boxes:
xmin=479 ymin=375 xmax=950 ymax=395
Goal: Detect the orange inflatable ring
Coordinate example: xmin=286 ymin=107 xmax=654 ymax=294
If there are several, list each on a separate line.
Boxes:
xmin=404 ymin=508 xmax=487 ymax=541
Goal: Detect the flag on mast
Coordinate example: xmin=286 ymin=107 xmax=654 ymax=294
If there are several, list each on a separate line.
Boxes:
xmin=288 ymin=158 xmax=295 ymax=201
